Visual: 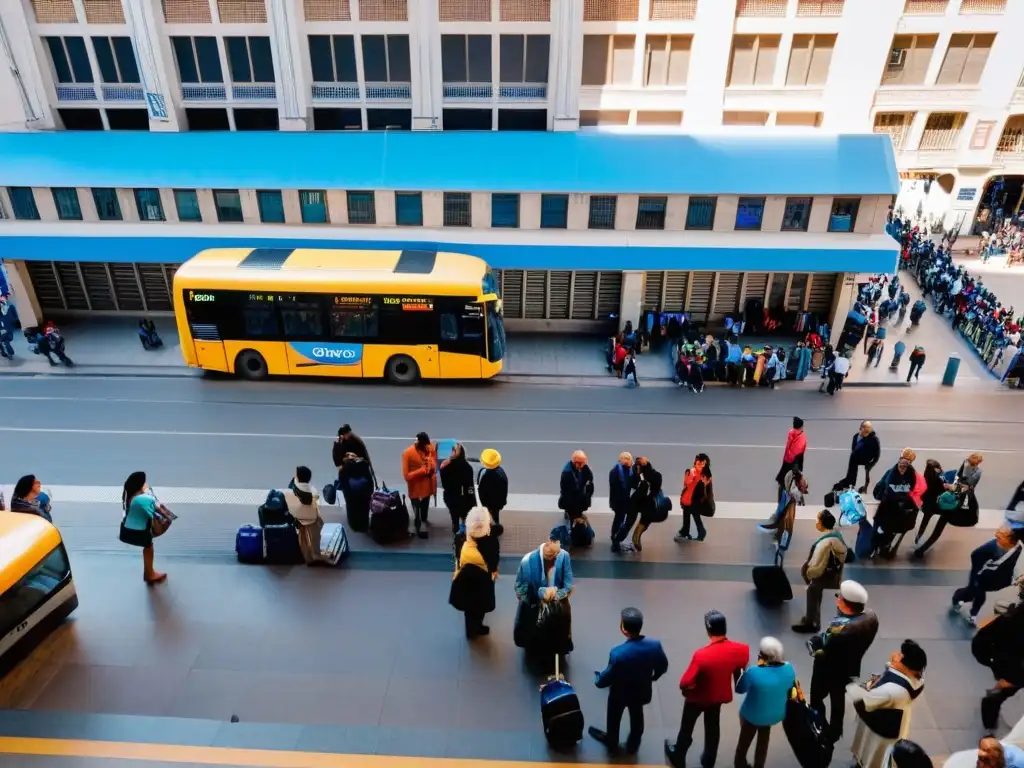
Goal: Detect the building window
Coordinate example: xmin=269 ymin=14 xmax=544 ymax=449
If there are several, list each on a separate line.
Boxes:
xmin=785 ymin=34 xmax=835 ymax=86
xmin=395 ymin=192 xmax=423 ymax=226
xmin=873 ymin=112 xmax=914 ymax=150
xmin=136 ymin=189 xmax=165 ymax=221
xmin=225 ymin=36 xmax=275 ymax=83
xmin=644 ymin=35 xmax=691 ymax=86
xmin=91 ymin=37 xmax=141 ymax=84
xmin=174 ymin=189 xmax=201 ymax=221
xmin=735 ymin=197 xmax=765 ymax=230
xmin=776 ymin=111 xmax=823 ymax=127
xmin=581 ymin=35 xmax=636 ymax=86
xmin=722 ymin=111 xmax=770 ymax=126
xmin=214 ymin=189 xmax=244 ymax=222
xmin=296 ymin=190 xmax=328 ymax=223
xmin=636 ymin=196 xmax=667 ymax=230
xmin=727 ymin=34 xmax=780 ymax=86
xmin=686 ymin=196 xmax=717 ymax=230
xmin=782 ymin=197 xmax=812 ymax=231
xmin=308 ymin=35 xmax=357 ymax=82
xmin=588 ymin=195 xmax=617 ymax=229
xmin=345 ymin=191 xmax=374 ymax=224
xmin=444 ymin=192 xmax=471 ymax=226
xmin=52 ymin=188 xmax=82 ymax=221
xmin=829 ymin=198 xmax=860 ymax=232
xmin=919 ymin=111 xmax=967 ymax=150
xmin=499 ymin=35 xmax=550 ymax=84
xmin=171 ymin=37 xmax=224 ymax=83
xmin=361 ymin=35 xmax=412 ymax=82
xmin=8 ymin=188 xmax=40 ymax=220
xmin=441 ymin=35 xmax=492 ymax=84
xmin=936 ymin=33 xmax=996 ymax=85
xmin=491 ymin=193 xmax=519 ymax=228
xmin=92 ymin=188 xmax=121 ymax=220
xmin=256 ymin=190 xmax=285 ymax=223
xmin=882 ymin=34 xmax=938 ymax=85
xmin=45 ymin=36 xmax=94 ymax=83
xmin=540 ymin=194 xmax=569 ymax=228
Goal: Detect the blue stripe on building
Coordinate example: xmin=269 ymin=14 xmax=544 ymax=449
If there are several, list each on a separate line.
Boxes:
xmin=0 ymin=131 xmax=899 ymax=196
xmin=0 ymin=236 xmax=900 ymax=274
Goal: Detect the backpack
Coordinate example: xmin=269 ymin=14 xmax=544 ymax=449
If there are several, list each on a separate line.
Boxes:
xmin=258 ymin=489 xmax=293 ymax=528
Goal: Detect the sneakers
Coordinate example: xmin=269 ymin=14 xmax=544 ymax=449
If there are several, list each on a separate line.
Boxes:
xmin=949 ymin=601 xmax=964 ymax=616
xmin=966 ymin=615 xmax=978 ymax=627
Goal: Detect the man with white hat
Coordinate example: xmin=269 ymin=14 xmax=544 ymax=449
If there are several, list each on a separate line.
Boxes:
xmin=806 ymin=579 xmax=880 ymax=744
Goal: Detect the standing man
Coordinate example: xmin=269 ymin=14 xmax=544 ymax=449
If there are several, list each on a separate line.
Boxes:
xmin=792 ymin=509 xmax=848 ymax=634
xmin=827 ymin=353 xmax=850 ymax=395
xmin=477 ymin=449 xmax=508 ymax=536
xmin=401 ymin=432 xmax=436 ymax=539
xmin=558 ymin=450 xmax=595 ymax=523
xmin=609 ymin=453 xmax=634 ymax=553
xmin=971 ymin=577 xmax=1024 ymax=734
xmin=806 ymin=580 xmax=879 ymax=744
xmin=334 ymin=424 xmax=371 ymax=465
xmin=588 ymin=607 xmax=669 ymax=755
xmin=841 ymin=421 xmax=881 ymax=494
xmin=775 ymin=417 xmax=807 ymax=501
xmin=664 ymin=610 xmax=749 ymax=768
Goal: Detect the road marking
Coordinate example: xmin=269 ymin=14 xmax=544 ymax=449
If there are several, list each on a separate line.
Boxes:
xmin=0 ymin=485 xmax=1009 ymax=527
xmin=0 ymin=426 xmax=1014 ymax=454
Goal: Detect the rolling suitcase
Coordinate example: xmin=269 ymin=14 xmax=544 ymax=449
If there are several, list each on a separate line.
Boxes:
xmin=235 ymin=525 xmax=265 ymax=564
xmin=369 ymin=484 xmax=410 ymax=544
xmin=319 ymin=523 xmax=349 ymax=565
xmin=783 ymin=685 xmax=833 ymax=768
xmin=540 ymin=655 xmax=584 ymax=747
xmin=263 ymin=523 xmax=304 ymax=564
xmin=752 ymin=551 xmax=792 ymax=606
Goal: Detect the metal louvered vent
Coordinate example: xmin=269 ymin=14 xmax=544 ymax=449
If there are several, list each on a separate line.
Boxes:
xmin=744 ymin=272 xmax=769 ymax=301
xmin=788 ymin=274 xmax=808 ymax=311
xmin=642 ymin=271 xmax=663 ymax=312
xmin=807 ymin=273 xmax=837 ymax=314
xmin=138 ymin=264 xmax=173 ymax=311
xmin=26 ymin=262 xmax=64 ymax=313
xmin=548 ymin=271 xmax=571 ymax=320
xmin=688 ymin=271 xmax=714 ymax=321
xmin=572 ymin=271 xmax=597 ymax=319
xmin=663 ymin=271 xmax=688 ymax=312
xmin=524 ymin=270 xmax=547 ymax=319
xmin=190 ymin=324 xmax=221 ymax=341
xmin=54 ymin=263 xmax=88 ymax=310
xmin=80 ymin=263 xmax=116 ymax=310
xmin=713 ymin=272 xmax=741 ymax=319
xmin=500 ymin=269 xmax=524 ymax=319
xmin=596 ymin=271 xmax=622 ymax=319
xmin=110 ymin=264 xmax=144 ymax=311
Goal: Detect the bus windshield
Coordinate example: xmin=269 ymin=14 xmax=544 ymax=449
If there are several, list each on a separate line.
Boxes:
xmin=486 ymin=301 xmax=506 ymax=363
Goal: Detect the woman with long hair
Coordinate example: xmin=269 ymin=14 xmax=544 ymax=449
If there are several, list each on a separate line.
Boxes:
xmin=440 ymin=442 xmax=477 ymax=534
xmin=119 ymin=471 xmax=169 ymax=584
xmin=10 ymin=474 xmax=53 ymax=522
xmin=676 ymin=454 xmax=712 ymax=542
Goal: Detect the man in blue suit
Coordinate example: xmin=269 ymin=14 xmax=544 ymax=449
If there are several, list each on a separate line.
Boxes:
xmin=588 ymin=607 xmax=670 ymax=754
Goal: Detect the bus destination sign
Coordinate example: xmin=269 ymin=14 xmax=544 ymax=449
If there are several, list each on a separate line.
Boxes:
xmin=382 ymin=296 xmax=434 ymax=312
xmin=334 ymin=295 xmax=372 ymax=307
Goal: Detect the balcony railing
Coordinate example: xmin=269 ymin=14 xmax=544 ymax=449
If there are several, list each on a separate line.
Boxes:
xmin=874 ymin=122 xmax=911 ymax=150
xmin=796 ymin=0 xmax=845 ymax=15
xmin=181 ymin=84 xmax=228 ymax=100
xmin=918 ymin=127 xmax=963 ymax=151
xmin=365 ymin=82 xmax=411 ymax=100
xmin=443 ymin=83 xmax=493 ymax=100
xmin=996 ymin=122 xmax=1024 ymax=158
xmin=736 ymin=0 xmax=788 ymax=16
xmin=499 ymin=83 xmax=548 ymax=100
xmin=311 ymin=82 xmax=360 ymax=101
xmin=903 ymin=0 xmax=948 ymax=14
xmin=101 ymin=84 xmax=144 ymax=102
xmin=231 ymin=84 xmax=277 ymax=100
xmin=56 ymin=85 xmax=98 ymax=102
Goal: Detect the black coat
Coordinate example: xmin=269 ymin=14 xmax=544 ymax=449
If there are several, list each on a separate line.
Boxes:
xmin=632 ymin=464 xmax=662 ymax=521
xmin=440 ymin=457 xmax=476 ymax=515
xmin=972 ymin=602 xmax=1024 ymax=686
xmin=850 ymin=432 xmax=881 ymax=468
xmin=477 ymin=467 xmax=508 ymax=511
xmin=609 ymin=464 xmax=633 ymax=515
xmin=449 ymin=561 xmax=496 ymax=615
xmin=559 ymin=462 xmax=594 ymax=516
xmin=333 ymin=433 xmax=371 ymax=466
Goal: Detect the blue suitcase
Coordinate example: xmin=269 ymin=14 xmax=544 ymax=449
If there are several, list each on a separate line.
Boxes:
xmin=236 ymin=525 xmax=265 ymax=563
xmin=540 ymin=656 xmax=584 ymax=746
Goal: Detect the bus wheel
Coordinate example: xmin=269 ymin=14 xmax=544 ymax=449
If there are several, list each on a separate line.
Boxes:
xmin=386 ymin=355 xmax=420 ymax=385
xmin=236 ymin=350 xmax=268 ymax=381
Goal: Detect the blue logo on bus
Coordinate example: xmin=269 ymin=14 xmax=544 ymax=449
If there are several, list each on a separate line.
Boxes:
xmin=289 ymin=342 xmax=363 ymax=366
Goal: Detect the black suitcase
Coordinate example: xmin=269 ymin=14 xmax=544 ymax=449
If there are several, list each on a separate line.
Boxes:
xmin=263 ymin=523 xmax=303 ymax=564
xmin=369 ymin=485 xmax=410 ymax=544
xmin=540 ymin=656 xmax=584 ymax=747
xmin=783 ymin=690 xmax=833 ymax=768
xmin=343 ymin=486 xmax=372 ymax=533
xmin=752 ymin=551 xmax=792 ymax=606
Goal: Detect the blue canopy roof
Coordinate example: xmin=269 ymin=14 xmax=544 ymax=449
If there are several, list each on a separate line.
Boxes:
xmin=0 ymin=131 xmax=898 ymax=196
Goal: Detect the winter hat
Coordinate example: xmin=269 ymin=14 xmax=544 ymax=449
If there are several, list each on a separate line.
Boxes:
xmin=480 ymin=449 xmax=501 ymax=470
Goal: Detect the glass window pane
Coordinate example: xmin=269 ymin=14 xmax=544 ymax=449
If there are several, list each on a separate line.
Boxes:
xmin=387 ymin=35 xmax=411 ymax=81
xmin=729 ymin=36 xmax=756 ymax=86
xmin=636 ymin=195 xmax=667 ymax=230
xmin=214 ymin=189 xmax=243 ymax=223
xmin=829 ymin=198 xmax=859 ymax=233
xmin=753 ymin=36 xmax=780 ymax=86
xmin=249 ymin=37 xmax=275 ymax=82
xmin=92 ymin=188 xmax=122 ymax=220
xmin=786 ymin=34 xmax=811 ymax=86
xmin=9 ymin=188 xmax=40 ymax=221
xmin=806 ymin=35 xmax=834 ymax=86
xmin=301 ymin=190 xmax=329 ymax=223
xmin=646 ymin=35 xmax=668 ymax=86
xmin=467 ymin=35 xmax=491 ymax=82
xmin=735 ymin=197 xmax=765 ymax=230
xmin=686 ymin=196 xmax=716 ymax=230
xmin=582 ymin=35 xmax=610 ymax=86
xmin=172 ymin=37 xmax=199 ymax=83
xmin=65 ymin=37 xmax=94 ymax=83
xmin=499 ymin=35 xmax=524 ymax=82
xmin=525 ymin=35 xmax=550 ymax=82
xmin=309 ymin=36 xmax=334 ymax=81
xmin=666 ymin=36 xmax=690 ymax=85
xmin=346 ymin=191 xmax=375 ymax=224
xmin=491 ymin=194 xmax=519 ymax=228
xmin=540 ymin=194 xmax=568 ymax=228
xmin=333 ymin=36 xmax=357 ymax=82
xmin=589 ymin=195 xmax=617 ymax=229
xmin=195 ymin=37 xmax=223 ymax=82
xmin=441 ymin=35 xmax=467 ymax=82
xmin=135 ymin=189 xmax=165 ymax=221
xmin=46 ymin=38 xmax=73 ymax=83
xmin=361 ymin=36 xmax=387 ymax=81
xmin=257 ymin=190 xmax=285 ymax=223
xmin=52 ymin=188 xmax=82 ymax=221
xmin=782 ymin=197 xmax=811 ymax=231
xmin=174 ymin=189 xmax=201 ymax=221
xmin=225 ymin=37 xmax=252 ymax=82
xmin=92 ymin=37 xmax=118 ymax=83
xmin=395 ymin=192 xmax=423 ymax=226
xmin=279 ymin=297 xmax=325 ymax=339
xmin=610 ymin=36 xmax=634 ymax=85
xmin=112 ymin=37 xmax=140 ymax=83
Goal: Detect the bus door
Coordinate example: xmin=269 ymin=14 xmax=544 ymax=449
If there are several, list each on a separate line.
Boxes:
xmin=437 ymin=299 xmax=485 ymax=378
xmin=182 ymin=289 xmax=229 ymax=372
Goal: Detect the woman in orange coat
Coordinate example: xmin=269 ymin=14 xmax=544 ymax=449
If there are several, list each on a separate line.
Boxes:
xmin=402 ymin=431 xmax=437 ymax=539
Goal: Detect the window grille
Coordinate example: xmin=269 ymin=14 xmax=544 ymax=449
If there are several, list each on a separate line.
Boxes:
xmin=782 ymin=198 xmax=812 ymax=231
xmin=597 ymin=272 xmax=622 ymax=320
xmin=796 ymin=0 xmax=845 ymax=16
xmin=359 ymin=0 xmax=408 ymax=21
xmin=712 ymin=273 xmax=741 ymax=319
xmin=298 ymin=191 xmax=329 ymax=223
xmin=686 ymin=197 xmax=716 ymax=230
xmin=635 ymin=196 xmax=667 ymax=230
xmin=346 ymin=191 xmax=375 ymax=224
xmin=444 ymin=192 xmax=471 ymax=227
xmin=83 ymin=0 xmax=125 ymax=23
xmin=31 ymin=1 xmax=79 ymax=23
xmin=540 ymin=194 xmax=568 ymax=229
xmin=162 ymin=0 xmax=213 ymax=23
xmin=588 ymin=196 xmax=617 ymax=230
xmin=873 ymin=112 xmax=912 ymax=150
xmin=903 ymin=0 xmax=948 ymax=14
xmin=395 ymin=192 xmax=423 ymax=226
xmin=304 ymin=0 xmax=351 ymax=20
xmin=959 ymin=0 xmax=1006 ymax=12
xmin=500 ymin=0 xmax=550 ymax=21
xmin=919 ymin=112 xmax=966 ymax=150
xmin=572 ymin=272 xmax=597 ymax=319
xmin=649 ymin=0 xmax=697 ymax=20
xmin=439 ymin=0 xmax=491 ymax=21
xmin=583 ymin=0 xmax=639 ymax=21
xmin=736 ymin=0 xmax=788 ymax=17
xmin=217 ymin=0 xmax=268 ymax=23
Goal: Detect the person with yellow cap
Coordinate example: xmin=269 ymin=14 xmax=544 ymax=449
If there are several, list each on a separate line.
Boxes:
xmin=477 ymin=449 xmax=508 ymax=537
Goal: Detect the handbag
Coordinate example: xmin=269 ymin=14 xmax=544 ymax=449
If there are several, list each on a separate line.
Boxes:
xmin=700 ymin=482 xmax=716 ymax=517
xmin=651 ymin=491 xmax=672 ymax=523
xmin=937 ymin=490 xmax=960 ymax=512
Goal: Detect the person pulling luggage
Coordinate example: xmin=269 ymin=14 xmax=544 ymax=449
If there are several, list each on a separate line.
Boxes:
xmin=477 ymin=448 xmax=508 ymax=536
xmin=402 ymin=432 xmax=436 ymax=539
xmin=513 ymin=532 xmax=575 ymax=665
xmin=792 ymin=509 xmax=848 ymax=634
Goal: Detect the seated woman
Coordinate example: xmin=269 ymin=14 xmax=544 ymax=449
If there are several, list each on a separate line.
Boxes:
xmin=514 ymin=532 xmax=575 ymax=660
xmin=286 ymin=466 xmax=325 ymax=565
xmin=449 ymin=507 xmax=499 ymax=639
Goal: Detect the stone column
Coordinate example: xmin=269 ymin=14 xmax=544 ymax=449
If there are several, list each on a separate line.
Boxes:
xmin=3 ymin=260 xmax=42 ymax=328
xmin=122 ymin=0 xmax=183 ymax=131
xmin=618 ymin=271 xmax=644 ymax=332
xmin=0 ymin=0 xmax=55 ymax=129
xmin=267 ymin=0 xmax=310 ymax=131
xmin=549 ymin=0 xmax=583 ymax=131
xmin=828 ymin=272 xmax=856 ymax=348
xmin=410 ymin=0 xmax=441 ymax=129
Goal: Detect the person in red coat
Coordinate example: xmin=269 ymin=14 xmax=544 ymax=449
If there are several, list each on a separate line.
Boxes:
xmin=775 ymin=416 xmax=807 ymax=500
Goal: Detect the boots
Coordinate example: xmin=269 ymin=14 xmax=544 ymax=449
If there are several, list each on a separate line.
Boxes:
xmin=631 ymin=523 xmax=646 ymax=552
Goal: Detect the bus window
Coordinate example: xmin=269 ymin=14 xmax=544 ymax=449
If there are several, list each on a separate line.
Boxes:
xmin=0 ymin=545 xmax=71 ymax=639
xmin=279 ymin=296 xmax=325 ymax=339
xmin=482 ymin=269 xmax=499 ymax=298
xmin=243 ymin=299 xmax=280 ymax=338
xmin=330 ymin=307 xmax=379 ymax=339
xmin=436 ymin=298 xmax=485 ymax=356
xmin=486 ymin=300 xmax=506 ymax=363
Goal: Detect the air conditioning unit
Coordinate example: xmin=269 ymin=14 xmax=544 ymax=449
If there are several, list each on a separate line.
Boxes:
xmin=888 ymin=49 xmax=907 ymax=68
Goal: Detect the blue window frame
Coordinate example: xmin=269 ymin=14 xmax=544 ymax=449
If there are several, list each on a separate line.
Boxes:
xmin=588 ymin=195 xmax=617 ymax=230
xmin=45 ymin=37 xmax=93 ymax=83
xmin=174 ymin=189 xmax=201 ymax=222
xmin=540 ymin=194 xmax=568 ymax=229
xmin=829 ymin=198 xmax=860 ymax=233
xmin=257 ymin=190 xmax=285 ymax=223
xmin=301 ymin=190 xmax=329 ymax=223
xmin=92 ymin=188 xmax=122 ymax=221
xmin=395 ymin=192 xmax=423 ymax=226
xmin=346 ymin=191 xmax=375 ymax=224
xmin=135 ymin=189 xmax=165 ymax=221
xmin=782 ymin=197 xmax=812 ymax=231
xmin=52 ymin=188 xmax=82 ymax=221
xmin=91 ymin=37 xmax=140 ymax=84
xmin=686 ymin=196 xmax=717 ymax=230
xmin=226 ymin=36 xmax=275 ymax=83
xmin=214 ymin=189 xmax=244 ymax=223
xmin=636 ymin=196 xmax=667 ymax=230
xmin=8 ymin=188 xmax=40 ymax=220
xmin=735 ymin=197 xmax=765 ymax=231
xmin=171 ymin=36 xmax=223 ymax=83
xmin=491 ymin=194 xmax=519 ymax=228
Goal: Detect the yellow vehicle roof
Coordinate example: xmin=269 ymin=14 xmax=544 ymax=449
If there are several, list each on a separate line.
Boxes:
xmin=0 ymin=513 xmax=63 ymax=593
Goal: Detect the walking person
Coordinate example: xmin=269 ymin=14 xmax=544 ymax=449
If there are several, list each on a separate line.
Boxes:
xmin=847 ymin=639 xmax=928 ymax=768
xmin=623 ymin=349 xmax=639 ymax=386
xmin=609 ymin=452 xmax=634 ymax=553
xmin=972 ymin=576 xmax=1024 ymax=735
xmin=477 ymin=449 xmax=508 ymax=536
xmin=951 ymin=524 xmax=1022 ymax=627
xmin=807 ymin=580 xmax=880 ymax=744
xmin=558 ymin=450 xmax=595 ymax=523
xmin=825 ymin=353 xmax=850 ymax=395
xmin=734 ymin=637 xmax=796 ymax=768
xmin=402 ymin=432 xmax=436 ymax=539
xmin=913 ymin=453 xmax=983 ymax=558
xmin=440 ymin=442 xmax=476 ymax=534
xmin=775 ymin=417 xmax=807 ymax=502
xmin=664 ymin=610 xmax=749 ymax=768
xmin=889 ymin=340 xmax=907 ymax=372
xmin=906 ymin=346 xmax=926 ymax=382
xmin=118 ymin=471 xmax=170 ymax=584
xmin=675 ymin=454 xmax=712 ymax=543
xmin=841 ymin=421 xmax=881 ymax=493
xmin=628 ymin=457 xmax=663 ymax=552
xmin=449 ymin=507 xmax=498 ymax=639
xmin=792 ymin=509 xmax=848 ymax=634
xmin=588 ymin=607 xmax=669 ymax=755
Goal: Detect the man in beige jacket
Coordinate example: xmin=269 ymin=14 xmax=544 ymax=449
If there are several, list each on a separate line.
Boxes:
xmin=793 ymin=509 xmax=848 ymax=633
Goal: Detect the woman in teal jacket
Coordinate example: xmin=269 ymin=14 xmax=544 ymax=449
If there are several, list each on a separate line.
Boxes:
xmin=734 ymin=637 xmax=796 ymax=768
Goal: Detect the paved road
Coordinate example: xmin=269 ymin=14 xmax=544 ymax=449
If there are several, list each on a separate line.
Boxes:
xmin=0 ymin=376 xmax=1020 ymax=507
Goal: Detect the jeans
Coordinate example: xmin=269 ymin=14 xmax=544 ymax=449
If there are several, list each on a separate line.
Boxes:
xmin=907 ymin=361 xmax=923 ymax=381
xmin=674 ymin=701 xmax=721 ymax=768
xmin=613 ymin=508 xmax=638 ymax=544
xmin=681 ymin=505 xmax=705 ymax=539
xmin=410 ymin=497 xmax=430 ymax=530
xmin=953 ymin=582 xmax=989 ymax=617
xmin=606 ymin=694 xmax=645 ymax=752
xmin=982 ymin=685 xmax=1021 ymax=731
xmin=734 ymin=717 xmax=771 ymax=768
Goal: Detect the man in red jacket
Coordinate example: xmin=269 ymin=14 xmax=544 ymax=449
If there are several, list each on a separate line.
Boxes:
xmin=665 ymin=610 xmax=750 ymax=768
xmin=775 ymin=417 xmax=807 ymax=500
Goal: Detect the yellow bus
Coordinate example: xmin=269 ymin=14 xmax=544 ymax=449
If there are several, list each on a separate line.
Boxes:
xmin=0 ymin=513 xmax=78 ymax=675
xmin=173 ymin=247 xmax=506 ymax=383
